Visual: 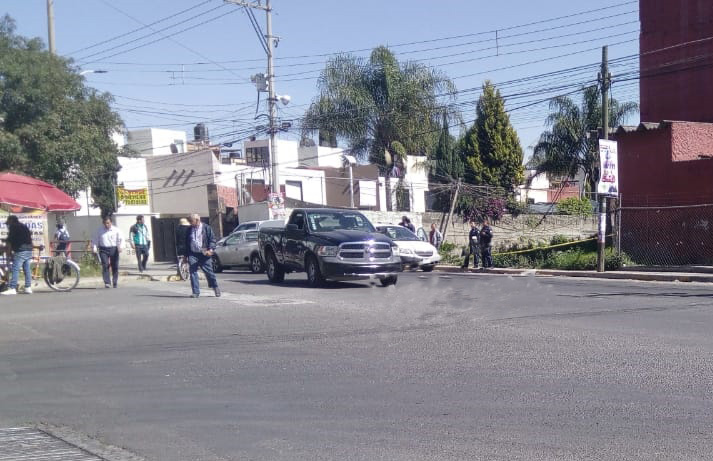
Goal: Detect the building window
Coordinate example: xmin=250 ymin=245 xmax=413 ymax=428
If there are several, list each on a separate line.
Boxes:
xmin=246 ymin=146 xmax=269 ymax=165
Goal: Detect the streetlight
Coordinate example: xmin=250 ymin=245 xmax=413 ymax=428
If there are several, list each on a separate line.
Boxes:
xmin=79 ymin=69 xmax=108 ymax=76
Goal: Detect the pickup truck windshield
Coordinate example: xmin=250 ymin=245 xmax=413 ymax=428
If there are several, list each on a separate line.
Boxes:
xmin=306 ymin=211 xmax=375 ymax=233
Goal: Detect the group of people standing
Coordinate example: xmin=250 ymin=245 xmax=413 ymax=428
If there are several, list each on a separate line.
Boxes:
xmin=462 ymin=220 xmax=493 ymax=269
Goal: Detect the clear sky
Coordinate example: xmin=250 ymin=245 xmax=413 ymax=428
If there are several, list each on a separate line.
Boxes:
xmin=3 ymin=0 xmax=641 ymax=158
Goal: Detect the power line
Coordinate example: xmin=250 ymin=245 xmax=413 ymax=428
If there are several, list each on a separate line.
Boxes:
xmin=67 ymin=0 xmax=216 ymax=56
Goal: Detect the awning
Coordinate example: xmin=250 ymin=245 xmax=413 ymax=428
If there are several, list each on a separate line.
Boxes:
xmin=0 ymin=172 xmax=81 ymax=211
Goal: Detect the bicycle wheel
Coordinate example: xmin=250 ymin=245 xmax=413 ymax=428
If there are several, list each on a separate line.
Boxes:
xmin=179 ymin=259 xmax=190 ymax=281
xmin=44 ymin=260 xmax=80 ymax=292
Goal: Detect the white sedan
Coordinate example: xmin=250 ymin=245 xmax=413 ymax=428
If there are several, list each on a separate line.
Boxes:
xmin=375 ymin=225 xmax=441 ymax=272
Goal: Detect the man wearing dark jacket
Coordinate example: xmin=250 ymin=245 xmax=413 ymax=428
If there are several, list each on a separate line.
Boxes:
xmin=461 ymin=221 xmax=480 ymax=269
xmin=1 ymin=215 xmax=34 ymax=295
xmin=479 ymin=219 xmax=493 ymax=269
xmin=181 ymin=213 xmax=220 ymax=298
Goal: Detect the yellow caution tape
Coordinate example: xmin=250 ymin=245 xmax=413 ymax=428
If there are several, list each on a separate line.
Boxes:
xmin=492 ymin=234 xmax=612 ymax=257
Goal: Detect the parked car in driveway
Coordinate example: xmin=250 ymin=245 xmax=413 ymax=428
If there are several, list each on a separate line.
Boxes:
xmin=375 ymin=224 xmax=441 ymax=272
xmin=212 ymin=230 xmax=264 ymax=273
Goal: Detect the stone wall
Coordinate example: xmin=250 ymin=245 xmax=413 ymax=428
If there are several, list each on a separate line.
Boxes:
xmin=421 ymin=212 xmax=598 ymax=249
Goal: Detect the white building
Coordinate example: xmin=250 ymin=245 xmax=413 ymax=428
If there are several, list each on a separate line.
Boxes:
xmin=127 ymin=128 xmax=187 ymax=157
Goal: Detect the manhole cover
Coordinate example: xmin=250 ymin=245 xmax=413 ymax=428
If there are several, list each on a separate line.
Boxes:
xmin=0 ymin=427 xmax=103 ymax=460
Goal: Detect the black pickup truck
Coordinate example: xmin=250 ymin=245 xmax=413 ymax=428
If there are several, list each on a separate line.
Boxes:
xmin=258 ymin=208 xmax=402 ymax=287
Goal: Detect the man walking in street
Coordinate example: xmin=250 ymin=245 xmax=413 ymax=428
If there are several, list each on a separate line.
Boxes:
xmin=129 ymin=215 xmax=150 ymax=273
xmin=181 ymin=213 xmax=221 ymax=298
xmin=480 ymin=219 xmax=494 ymax=269
xmin=92 ymin=217 xmax=123 ymax=288
xmin=461 ymin=221 xmax=480 ymax=269
xmin=1 ymin=215 xmax=34 ymax=295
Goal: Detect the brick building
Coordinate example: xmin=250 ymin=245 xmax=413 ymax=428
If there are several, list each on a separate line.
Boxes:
xmin=616 ymin=0 xmax=713 ymax=265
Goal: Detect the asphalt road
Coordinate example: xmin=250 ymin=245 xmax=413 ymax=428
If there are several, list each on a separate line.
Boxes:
xmin=1 ymin=271 xmax=712 ymax=461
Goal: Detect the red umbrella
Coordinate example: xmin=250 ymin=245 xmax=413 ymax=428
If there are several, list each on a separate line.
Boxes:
xmin=0 ymin=172 xmax=81 ymax=211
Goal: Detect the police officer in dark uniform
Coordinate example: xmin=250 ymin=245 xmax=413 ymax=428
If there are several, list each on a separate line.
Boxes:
xmin=479 ymin=219 xmax=493 ymax=269
xmin=461 ymin=221 xmax=480 ymax=269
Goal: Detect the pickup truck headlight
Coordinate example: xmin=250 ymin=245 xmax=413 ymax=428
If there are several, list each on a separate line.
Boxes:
xmin=391 ymin=246 xmax=400 ymax=256
xmin=315 ymin=245 xmax=339 ymax=257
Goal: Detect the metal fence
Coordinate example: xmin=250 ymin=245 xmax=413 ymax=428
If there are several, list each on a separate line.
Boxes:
xmin=620 ymin=203 xmax=713 ymax=266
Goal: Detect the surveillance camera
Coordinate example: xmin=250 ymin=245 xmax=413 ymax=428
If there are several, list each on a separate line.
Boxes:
xmin=278 ymin=94 xmax=291 ymax=106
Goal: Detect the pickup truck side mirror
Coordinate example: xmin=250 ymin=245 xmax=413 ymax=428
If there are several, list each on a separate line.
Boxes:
xmin=286 ymin=223 xmax=299 ymax=232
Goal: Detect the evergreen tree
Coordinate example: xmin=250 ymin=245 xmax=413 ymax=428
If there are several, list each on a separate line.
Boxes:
xmin=460 ymin=81 xmax=525 ymax=191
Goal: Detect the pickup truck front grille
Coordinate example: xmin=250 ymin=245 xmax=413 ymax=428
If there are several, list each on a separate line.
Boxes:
xmin=338 ymin=241 xmax=392 ymax=260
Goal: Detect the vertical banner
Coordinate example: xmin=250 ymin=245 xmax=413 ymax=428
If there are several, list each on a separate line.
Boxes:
xmin=267 ymin=193 xmax=286 ymax=220
xmin=597 ymin=139 xmax=619 ymax=196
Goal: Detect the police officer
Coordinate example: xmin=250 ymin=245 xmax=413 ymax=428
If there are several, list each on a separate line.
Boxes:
xmin=461 ymin=221 xmax=480 ymax=269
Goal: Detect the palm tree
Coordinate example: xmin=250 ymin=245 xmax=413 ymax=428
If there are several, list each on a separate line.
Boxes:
xmin=532 ymin=85 xmax=638 ymax=193
xmin=301 ymin=46 xmax=457 ymax=210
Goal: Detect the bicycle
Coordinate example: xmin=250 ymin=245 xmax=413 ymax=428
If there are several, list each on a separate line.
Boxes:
xmin=0 ymin=243 xmax=80 ymax=293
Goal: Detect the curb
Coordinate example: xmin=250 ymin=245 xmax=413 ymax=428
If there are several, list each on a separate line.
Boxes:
xmin=433 ymin=265 xmax=713 ymax=283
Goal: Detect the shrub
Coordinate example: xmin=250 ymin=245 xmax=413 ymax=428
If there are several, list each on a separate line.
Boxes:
xmin=556 ymin=197 xmax=593 ymax=216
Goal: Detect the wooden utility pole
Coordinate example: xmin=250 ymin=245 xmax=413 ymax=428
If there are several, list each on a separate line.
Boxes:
xmin=441 ymin=179 xmax=460 ymax=243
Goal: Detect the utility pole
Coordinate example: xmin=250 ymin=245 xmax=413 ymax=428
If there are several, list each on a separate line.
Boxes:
xmin=597 ymin=45 xmax=611 ymax=273
xmin=46 ymin=0 xmax=56 ymax=54
xmin=441 ymin=179 xmax=461 ymax=243
xmin=225 ymin=0 xmax=280 ymax=194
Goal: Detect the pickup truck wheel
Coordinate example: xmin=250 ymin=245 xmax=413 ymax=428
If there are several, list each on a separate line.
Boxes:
xmin=212 ymin=255 xmax=224 ymax=273
xmin=250 ymin=254 xmax=264 ymax=273
xmin=380 ymin=275 xmax=398 ymax=287
xmin=306 ymin=255 xmax=325 ymax=287
xmin=266 ymin=250 xmax=285 ymax=283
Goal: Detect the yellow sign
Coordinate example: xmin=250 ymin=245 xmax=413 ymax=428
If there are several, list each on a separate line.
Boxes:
xmin=117 ymin=186 xmax=148 ymax=206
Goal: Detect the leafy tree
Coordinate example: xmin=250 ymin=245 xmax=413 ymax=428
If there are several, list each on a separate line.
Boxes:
xmin=301 ymin=46 xmax=457 ymax=210
xmin=459 ymin=81 xmax=525 ymax=191
xmin=0 ymin=15 xmax=124 ymax=216
xmin=531 ymin=85 xmax=638 ymax=193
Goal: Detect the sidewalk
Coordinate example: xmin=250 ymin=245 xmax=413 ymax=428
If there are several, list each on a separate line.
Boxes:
xmin=119 ymin=261 xmax=191 ymax=282
xmin=435 ymin=265 xmax=713 ymax=283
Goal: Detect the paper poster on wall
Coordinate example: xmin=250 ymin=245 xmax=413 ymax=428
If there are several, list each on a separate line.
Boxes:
xmin=597 ymin=139 xmax=619 ymax=196
xmin=0 ymin=205 xmax=48 ymax=248
xmin=267 ymin=193 xmax=286 ymax=220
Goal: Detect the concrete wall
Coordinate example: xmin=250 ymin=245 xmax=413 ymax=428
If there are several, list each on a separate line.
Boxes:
xmin=640 ymin=0 xmax=713 ymax=123
xmin=147 ymin=149 xmax=216 ymax=216
xmin=422 ymin=212 xmax=598 ymax=249
xmin=298 ymin=145 xmax=344 ymax=168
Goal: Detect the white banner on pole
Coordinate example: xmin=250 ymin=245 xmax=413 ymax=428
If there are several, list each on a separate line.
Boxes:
xmin=597 ymin=139 xmax=619 ymax=196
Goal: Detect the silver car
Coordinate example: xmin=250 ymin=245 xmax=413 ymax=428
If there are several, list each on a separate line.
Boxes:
xmin=212 ymin=230 xmax=264 ymax=273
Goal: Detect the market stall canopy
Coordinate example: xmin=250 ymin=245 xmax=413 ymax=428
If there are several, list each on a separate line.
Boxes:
xmin=0 ymin=172 xmax=81 ymax=211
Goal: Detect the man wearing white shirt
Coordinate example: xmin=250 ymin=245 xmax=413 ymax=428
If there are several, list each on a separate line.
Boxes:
xmin=93 ymin=217 xmax=124 ymax=288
